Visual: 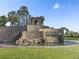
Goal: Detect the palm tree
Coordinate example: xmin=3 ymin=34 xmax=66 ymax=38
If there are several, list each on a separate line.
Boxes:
xmin=17 ymin=6 xmax=29 ymax=16
xmin=8 ymin=11 xmax=18 ymax=26
xmin=0 ymin=15 xmax=7 ymax=26
xmin=60 ymin=27 xmax=69 ymax=35
xmin=17 ymin=6 xmax=29 ymax=26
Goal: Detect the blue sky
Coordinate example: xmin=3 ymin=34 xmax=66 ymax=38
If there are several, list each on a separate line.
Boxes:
xmin=0 ymin=0 xmax=79 ymax=32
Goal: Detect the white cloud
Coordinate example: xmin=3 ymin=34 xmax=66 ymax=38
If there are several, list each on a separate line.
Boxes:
xmin=53 ymin=3 xmax=60 ymax=9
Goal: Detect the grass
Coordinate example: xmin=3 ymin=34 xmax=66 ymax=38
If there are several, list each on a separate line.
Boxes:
xmin=64 ymin=37 xmax=79 ymax=40
xmin=0 ymin=46 xmax=79 ymax=59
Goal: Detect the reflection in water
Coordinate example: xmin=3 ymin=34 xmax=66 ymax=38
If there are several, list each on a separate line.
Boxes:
xmin=64 ymin=40 xmax=79 ymax=45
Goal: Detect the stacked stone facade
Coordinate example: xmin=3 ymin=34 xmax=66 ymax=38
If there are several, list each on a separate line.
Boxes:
xmin=0 ymin=26 xmax=26 ymax=44
xmin=0 ymin=6 xmax=64 ymax=46
xmin=0 ymin=16 xmax=64 ymax=46
xmin=39 ymin=28 xmax=64 ymax=45
xmin=16 ymin=16 xmax=64 ymax=46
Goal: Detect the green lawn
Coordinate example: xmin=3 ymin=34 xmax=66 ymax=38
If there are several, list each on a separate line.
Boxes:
xmin=64 ymin=37 xmax=79 ymax=40
xmin=0 ymin=46 xmax=79 ymax=59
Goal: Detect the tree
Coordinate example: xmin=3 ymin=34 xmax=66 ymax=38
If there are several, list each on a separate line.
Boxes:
xmin=8 ymin=11 xmax=18 ymax=26
xmin=17 ymin=6 xmax=29 ymax=16
xmin=0 ymin=15 xmax=7 ymax=26
xmin=17 ymin=6 xmax=29 ymax=26
xmin=60 ymin=27 xmax=69 ymax=35
xmin=66 ymin=31 xmax=79 ymax=36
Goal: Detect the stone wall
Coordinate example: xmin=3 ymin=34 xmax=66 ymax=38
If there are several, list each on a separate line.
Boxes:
xmin=16 ymin=31 xmax=44 ymax=46
xmin=39 ymin=28 xmax=64 ymax=45
xmin=27 ymin=25 xmax=43 ymax=31
xmin=0 ymin=26 xmax=26 ymax=44
xmin=16 ymin=28 xmax=64 ymax=46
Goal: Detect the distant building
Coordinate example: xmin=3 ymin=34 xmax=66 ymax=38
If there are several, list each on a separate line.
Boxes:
xmin=5 ymin=22 xmax=18 ymax=26
xmin=5 ymin=22 xmax=11 ymax=26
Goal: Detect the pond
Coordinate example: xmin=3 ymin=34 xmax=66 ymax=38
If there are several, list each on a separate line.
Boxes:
xmin=64 ymin=40 xmax=79 ymax=45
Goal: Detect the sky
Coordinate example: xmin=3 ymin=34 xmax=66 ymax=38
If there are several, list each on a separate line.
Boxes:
xmin=0 ymin=0 xmax=79 ymax=32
